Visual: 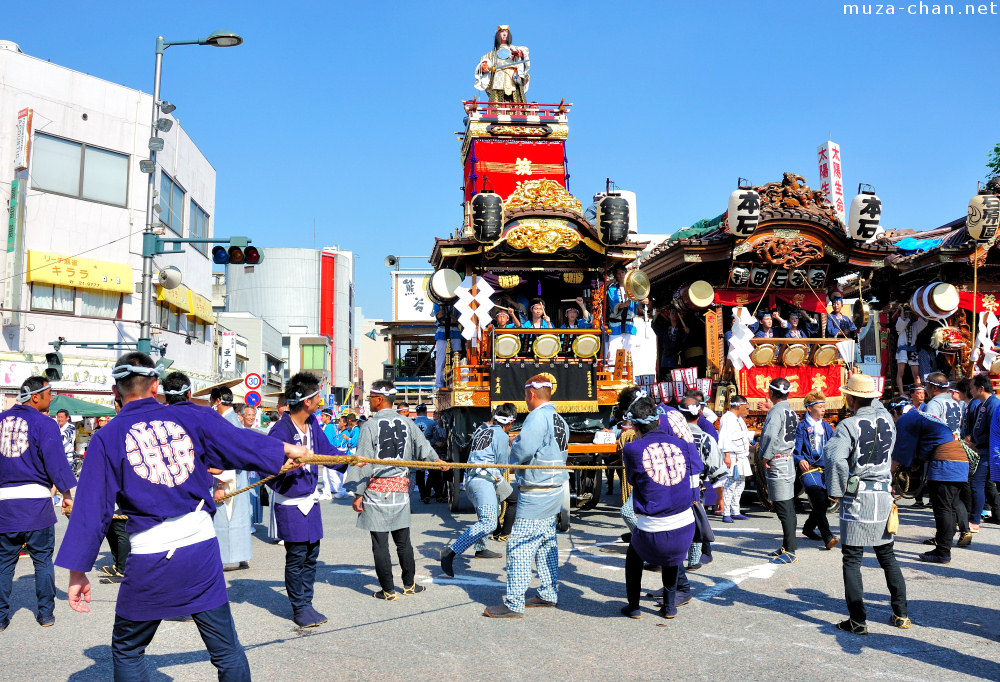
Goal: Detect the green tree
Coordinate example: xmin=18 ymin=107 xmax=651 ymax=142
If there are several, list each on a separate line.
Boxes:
xmin=988 ymin=142 xmax=1000 ymax=180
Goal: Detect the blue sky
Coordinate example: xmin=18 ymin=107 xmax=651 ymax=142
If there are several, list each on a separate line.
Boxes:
xmin=8 ymin=0 xmax=999 ymax=320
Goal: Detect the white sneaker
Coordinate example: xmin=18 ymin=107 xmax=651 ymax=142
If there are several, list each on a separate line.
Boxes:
xmin=319 ymin=493 xmax=333 ymax=501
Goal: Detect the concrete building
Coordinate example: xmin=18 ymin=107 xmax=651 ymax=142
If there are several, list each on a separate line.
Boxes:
xmin=216 ymin=312 xmax=284 ymax=407
xmin=0 ymin=40 xmax=217 ymax=406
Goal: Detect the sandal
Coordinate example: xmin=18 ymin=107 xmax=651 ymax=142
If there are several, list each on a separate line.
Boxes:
xmin=889 ymin=614 xmax=912 ymax=629
xmin=373 ymin=590 xmax=398 ymax=601
xmin=767 ymin=547 xmax=787 ymax=558
xmin=401 ymin=584 xmax=426 ymax=596
xmin=836 ymin=618 xmax=868 ymax=635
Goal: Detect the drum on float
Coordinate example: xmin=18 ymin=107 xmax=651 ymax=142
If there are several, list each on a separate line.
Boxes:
xmin=533 ymin=334 xmax=562 ymax=359
xmin=813 ymin=344 xmax=840 ymax=367
xmin=910 ymin=282 xmax=959 ymax=321
xmin=426 ymin=268 xmax=462 ymax=306
xmin=672 ymin=280 xmax=715 ymax=311
xmin=781 ymin=343 xmax=810 ymax=367
xmin=623 ymin=269 xmax=651 ymax=301
xmin=750 ymin=343 xmax=777 ymax=366
xmin=572 ymin=334 xmax=601 ymax=359
xmin=495 ymin=334 xmax=521 ymax=359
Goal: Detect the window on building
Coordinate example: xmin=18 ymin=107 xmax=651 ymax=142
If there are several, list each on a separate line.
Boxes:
xmin=203 ymin=323 xmax=211 ymax=343
xmin=159 ymin=303 xmax=169 ymax=328
xmin=302 ymin=344 xmax=326 ymax=371
xmin=160 ymin=173 xmax=185 ymax=235
xmin=31 ymin=133 xmax=128 ymax=207
xmin=189 ymin=201 xmax=210 ymax=255
xmin=79 ymin=290 xmax=121 ymax=318
xmin=30 ymin=284 xmax=74 ymax=313
xmin=169 ymin=307 xmax=180 ymax=332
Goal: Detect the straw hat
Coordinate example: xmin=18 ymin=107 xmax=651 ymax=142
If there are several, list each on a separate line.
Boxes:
xmin=840 ymin=373 xmax=883 ymax=399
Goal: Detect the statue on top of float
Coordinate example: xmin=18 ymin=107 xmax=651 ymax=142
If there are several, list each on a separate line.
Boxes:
xmin=474 ymin=24 xmax=530 ymax=103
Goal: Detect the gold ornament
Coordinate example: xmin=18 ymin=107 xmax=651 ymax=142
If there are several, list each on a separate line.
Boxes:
xmin=505 ymin=221 xmax=581 ymax=253
xmin=498 ymin=274 xmax=521 ymax=289
xmin=562 ymin=272 xmax=584 ymax=284
xmin=503 ymin=178 xmax=583 ymax=215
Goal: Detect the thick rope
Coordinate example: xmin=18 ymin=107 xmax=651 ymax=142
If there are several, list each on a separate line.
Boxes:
xmin=105 ymin=472 xmax=280 ymax=522
xmin=299 ymin=454 xmax=622 ymax=471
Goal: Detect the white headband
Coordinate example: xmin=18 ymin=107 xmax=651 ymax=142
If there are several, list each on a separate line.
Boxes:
xmin=493 ymin=414 xmax=514 ymax=425
xmin=17 ymin=384 xmax=50 ymax=403
xmin=678 ymin=403 xmax=702 ymax=416
xmin=768 ymin=381 xmax=791 ymax=395
xmin=111 ymin=364 xmax=162 ymax=380
xmin=286 ymin=388 xmax=321 ymax=405
xmin=163 ymin=384 xmax=191 ymax=396
xmin=371 ymin=386 xmax=398 ymax=396
xmin=524 ymin=381 xmax=552 ymax=389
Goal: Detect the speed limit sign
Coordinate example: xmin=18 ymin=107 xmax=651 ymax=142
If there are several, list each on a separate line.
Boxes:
xmin=244 ymin=373 xmax=262 ymax=390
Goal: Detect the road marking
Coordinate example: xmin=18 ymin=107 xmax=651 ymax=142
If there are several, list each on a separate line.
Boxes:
xmin=696 ymin=563 xmax=777 ymax=601
xmin=421 ymin=575 xmax=504 ymax=586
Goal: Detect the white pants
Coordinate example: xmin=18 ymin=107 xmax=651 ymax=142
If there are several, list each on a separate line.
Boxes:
xmin=723 ymin=472 xmax=745 ymax=516
xmin=606 ymin=333 xmax=634 ymax=367
xmin=321 ymin=467 xmax=344 ymax=496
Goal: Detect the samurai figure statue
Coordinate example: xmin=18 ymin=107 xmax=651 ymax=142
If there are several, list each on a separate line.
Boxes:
xmin=474 ymin=24 xmax=530 ymax=103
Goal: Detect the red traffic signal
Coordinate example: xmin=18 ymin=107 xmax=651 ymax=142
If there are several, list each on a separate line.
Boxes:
xmin=212 ymin=239 xmax=263 ymax=265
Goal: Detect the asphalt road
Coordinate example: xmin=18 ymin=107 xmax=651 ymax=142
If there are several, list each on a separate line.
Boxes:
xmin=2 ymin=490 xmax=998 ymax=681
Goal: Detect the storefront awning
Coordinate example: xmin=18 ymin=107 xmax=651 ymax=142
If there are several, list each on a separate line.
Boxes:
xmin=187 ymin=290 xmax=214 ymax=324
xmin=158 ymin=284 xmax=190 ymax=312
xmin=26 ymin=250 xmax=133 ymax=294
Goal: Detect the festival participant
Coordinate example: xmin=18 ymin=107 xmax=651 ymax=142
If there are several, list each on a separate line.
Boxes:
xmin=493 ymin=307 xmax=518 ymax=330
xmin=485 ymin=375 xmax=569 ymax=618
xmin=97 ymin=392 xmax=130 ymax=582
xmin=826 ymin=293 xmax=857 ymax=339
xmin=0 ymin=377 xmax=75 ymax=630
xmin=888 ymin=399 xmax=970 ymax=563
xmin=318 ymin=409 xmax=337 ymax=501
xmin=606 ymin=264 xmax=647 ymax=368
xmin=684 ymin=388 xmax=718 ymax=441
xmin=440 ymin=403 xmax=517 ymax=576
xmin=678 ymin=398 xmax=726 ymax=572
xmin=894 ymin=306 xmax=927 ymax=395
xmin=793 ymin=391 xmax=838 ymax=549
xmin=206 ymin=388 xmax=253 ymax=572
xmin=619 ymin=396 xmax=699 ymax=619
xmin=785 ymin=310 xmax=817 ymax=338
xmin=413 ymin=404 xmax=445 ymax=504
xmin=522 ymin=298 xmax=552 ymax=329
xmin=718 ymin=396 xmax=753 ymax=522
xmin=55 ymin=408 xmax=77 ymax=469
xmin=345 ymin=381 xmax=442 ymax=600
xmin=652 ymin=307 xmax=688 ymax=377
xmin=267 ymin=372 xmax=347 ymax=627
xmin=753 ymin=310 xmax=786 ymax=339
xmin=759 ymin=378 xmax=799 ymax=564
xmin=826 ymin=373 xmax=909 ymax=635
xmin=56 ymin=352 xmax=307 ymax=678
xmin=966 ymin=375 xmax=1000 ymax=531
xmin=561 ymin=297 xmax=592 ymax=329
xmin=474 ymin=24 xmax=530 ymax=103
xmin=433 ymin=302 xmax=463 ymax=389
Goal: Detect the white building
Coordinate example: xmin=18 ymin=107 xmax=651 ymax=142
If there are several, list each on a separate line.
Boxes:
xmin=216 ymin=311 xmax=284 ymax=407
xmin=0 ymin=40 xmax=217 ymax=405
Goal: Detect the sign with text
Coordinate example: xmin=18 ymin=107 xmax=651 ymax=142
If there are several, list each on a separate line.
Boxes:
xmin=817 ymin=141 xmax=846 ymax=227
xmin=392 ymin=270 xmax=433 ymax=322
xmin=491 ymin=360 xmax=597 ymax=412
xmin=220 ymin=331 xmax=237 ymax=375
xmin=14 ymin=108 xmax=33 ymax=171
xmin=27 ymin=250 xmax=133 ymax=294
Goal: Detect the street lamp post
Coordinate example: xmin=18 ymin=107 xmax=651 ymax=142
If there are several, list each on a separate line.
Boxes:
xmin=138 ymin=31 xmax=243 ymax=355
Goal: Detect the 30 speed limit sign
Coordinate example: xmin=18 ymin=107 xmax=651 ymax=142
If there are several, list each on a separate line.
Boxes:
xmin=244 ymin=373 xmax=263 ymax=390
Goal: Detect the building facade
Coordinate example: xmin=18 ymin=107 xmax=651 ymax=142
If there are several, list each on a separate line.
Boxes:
xmin=0 ymin=41 xmax=217 ymax=407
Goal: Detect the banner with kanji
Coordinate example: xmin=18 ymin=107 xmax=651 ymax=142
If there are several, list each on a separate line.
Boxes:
xmin=714 ymin=289 xmax=827 ymax=314
xmin=738 ymin=365 xmax=844 ymax=400
xmin=491 ymin=360 xmax=597 ymax=412
xmin=958 ymin=290 xmax=1000 ymax=314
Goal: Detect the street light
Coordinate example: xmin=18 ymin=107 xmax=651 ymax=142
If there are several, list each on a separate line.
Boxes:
xmin=139 ymin=31 xmax=243 ymax=355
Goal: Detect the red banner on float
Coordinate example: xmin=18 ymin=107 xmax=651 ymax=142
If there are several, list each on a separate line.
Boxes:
xmin=714 ymin=289 xmax=827 ymax=314
xmin=738 ymin=365 xmax=844 ymax=399
xmin=958 ymin=290 xmax=1000 ymax=314
xmin=464 ymin=140 xmax=566 ymax=201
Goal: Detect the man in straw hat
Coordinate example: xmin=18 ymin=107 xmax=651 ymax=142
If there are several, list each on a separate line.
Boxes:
xmin=759 ymin=377 xmax=800 ymax=564
xmin=826 ymin=373 xmax=909 ymax=635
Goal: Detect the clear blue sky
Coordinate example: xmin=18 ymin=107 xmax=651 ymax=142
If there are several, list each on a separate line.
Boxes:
xmin=8 ymin=0 xmax=999 ymax=320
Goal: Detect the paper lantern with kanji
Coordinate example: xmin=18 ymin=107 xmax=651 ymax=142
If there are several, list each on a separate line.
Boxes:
xmin=471 ymin=191 xmax=503 ymax=243
xmin=596 ymin=194 xmax=629 ymax=245
xmin=967 ymin=193 xmax=1000 ymax=242
xmin=727 ymin=189 xmax=761 ymax=237
xmin=848 ymin=191 xmax=882 ymax=241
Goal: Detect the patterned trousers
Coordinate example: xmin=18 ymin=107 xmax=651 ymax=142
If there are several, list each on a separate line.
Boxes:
xmin=621 ymin=495 xmax=638 ymax=532
xmin=503 ymin=517 xmax=559 ymax=613
xmin=723 ymin=473 xmax=745 ymax=516
xmin=451 ymin=504 xmax=499 ymax=555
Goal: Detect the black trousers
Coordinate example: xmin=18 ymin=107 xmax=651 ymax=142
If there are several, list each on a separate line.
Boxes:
xmin=802 ymin=486 xmax=833 ymax=541
xmin=497 ymin=490 xmax=518 ymax=537
xmin=417 ymin=469 xmax=445 ymax=499
xmin=958 ymin=481 xmax=972 ymax=532
xmin=841 ymin=542 xmax=907 ymax=624
xmin=371 ymin=528 xmax=415 ymax=592
xmin=625 ymin=544 xmax=679 ymax=609
xmin=284 ymin=541 xmax=320 ymax=614
xmin=928 ymin=480 xmax=964 ymax=557
xmin=105 ymin=518 xmax=130 ymax=573
xmin=772 ymin=498 xmax=798 ymax=552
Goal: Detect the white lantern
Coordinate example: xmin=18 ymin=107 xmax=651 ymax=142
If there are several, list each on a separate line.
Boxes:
xmin=848 ymin=191 xmax=882 ymax=241
xmin=730 ymin=266 xmax=750 ymax=286
xmin=749 ymin=266 xmax=770 ymax=287
xmin=727 ymin=189 xmax=761 ymax=237
xmin=967 ymin=193 xmax=1000 ymax=242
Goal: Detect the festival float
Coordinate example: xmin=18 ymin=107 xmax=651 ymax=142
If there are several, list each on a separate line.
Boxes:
xmin=429 ymin=27 xmax=648 ymax=522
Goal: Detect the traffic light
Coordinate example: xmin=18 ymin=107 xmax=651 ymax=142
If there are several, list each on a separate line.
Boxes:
xmin=212 ymin=237 xmax=263 ymax=265
xmin=44 ymin=350 xmax=63 ymax=381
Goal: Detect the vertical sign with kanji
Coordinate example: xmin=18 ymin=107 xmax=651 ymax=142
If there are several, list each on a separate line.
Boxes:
xmin=392 ymin=271 xmax=434 ymax=322
xmin=220 ymin=331 xmax=237 ymax=376
xmin=817 ymin=141 xmax=846 ymax=227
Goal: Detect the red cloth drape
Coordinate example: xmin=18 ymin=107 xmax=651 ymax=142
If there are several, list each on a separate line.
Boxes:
xmin=714 ymin=289 xmax=827 ymax=314
xmin=738 ymin=365 xmax=844 ymax=399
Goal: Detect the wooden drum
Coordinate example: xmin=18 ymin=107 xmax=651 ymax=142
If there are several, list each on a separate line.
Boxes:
xmin=782 ymin=343 xmax=810 ymax=367
xmin=427 ymin=268 xmax=462 ymax=305
xmin=572 ymin=334 xmax=601 ymax=358
xmin=673 ymin=280 xmax=715 ymax=311
xmin=910 ymin=282 xmax=959 ymax=321
xmin=750 ymin=343 xmax=777 ymax=366
xmin=813 ymin=344 xmax=840 ymax=367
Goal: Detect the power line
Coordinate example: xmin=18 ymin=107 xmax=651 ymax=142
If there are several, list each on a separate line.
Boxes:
xmin=0 ymin=227 xmax=147 ymax=286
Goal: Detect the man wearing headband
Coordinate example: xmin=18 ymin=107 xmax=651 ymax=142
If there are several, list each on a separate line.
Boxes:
xmin=793 ymin=391 xmax=838 ymax=549
xmin=759 ymin=378 xmax=799 ymax=564
xmin=826 ymin=293 xmax=857 ymax=339
xmin=485 ymin=374 xmax=569 ymax=618
xmin=345 ymin=380 xmax=443 ymax=600
xmin=207 ymin=385 xmax=254 ymax=573
xmin=678 ymin=398 xmax=727 ymax=576
xmin=0 ymin=376 xmax=76 ymax=630
xmin=618 ymin=396 xmax=700 ymax=620
xmin=888 ymin=395 xmax=971 ymax=563
xmin=826 ymin=373 xmax=908 ymax=635
xmin=441 ymin=403 xmax=517 ymax=577
xmin=893 ymin=306 xmax=927 ymax=395
xmin=606 ymin=264 xmax=648 ymax=369
xmin=967 ymin=375 xmax=1000 ymax=532
xmin=718 ymin=396 xmax=753 ymax=522
xmin=561 ymin=297 xmax=592 ymax=329
xmin=57 ymin=352 xmax=309 ymax=678
xmin=266 ymin=372 xmax=347 ymax=627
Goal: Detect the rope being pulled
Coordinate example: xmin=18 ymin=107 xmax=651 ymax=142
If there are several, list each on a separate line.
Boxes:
xmin=299 ymin=454 xmax=623 ymax=471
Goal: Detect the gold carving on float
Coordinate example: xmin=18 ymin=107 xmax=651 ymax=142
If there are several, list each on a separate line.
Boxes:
xmin=683 ymin=254 xmax=703 ymax=263
xmin=492 ymin=125 xmax=547 ymax=136
xmin=753 ymin=172 xmax=844 ymax=228
xmin=749 ymin=235 xmax=823 ymax=268
xmin=506 ymin=220 xmax=581 ymax=253
xmin=504 ymin=178 xmax=583 ymax=214
xmin=453 ymin=392 xmax=475 ymax=407
xmin=824 ymin=245 xmax=846 ymax=261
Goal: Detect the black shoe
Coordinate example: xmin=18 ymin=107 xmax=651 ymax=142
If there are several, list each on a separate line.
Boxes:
xmin=474 ymin=549 xmax=503 ymax=559
xmin=293 ymin=610 xmax=324 ymax=628
xmin=803 ymin=529 xmax=822 ymax=541
xmin=918 ymin=551 xmax=950 ymax=564
xmin=687 ymin=563 xmax=702 ymax=572
xmin=401 ymin=584 xmax=426 ymax=595
xmin=620 ymin=605 xmax=642 ymax=619
xmin=373 ymin=590 xmax=398 ymax=601
xmin=675 ymin=590 xmax=693 ymax=606
xmin=440 ymin=548 xmax=456 ymax=577
xmin=836 ymin=618 xmax=868 ymax=635
xmin=37 ymin=616 xmax=55 ymax=627
xmin=484 ymin=604 xmax=523 ymax=618
xmin=525 ymin=595 xmax=557 ymax=608
xmin=620 ymin=532 xmax=632 ymax=543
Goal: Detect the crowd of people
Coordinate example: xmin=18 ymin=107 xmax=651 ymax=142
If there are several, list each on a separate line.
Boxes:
xmin=2 ymin=351 xmax=999 ymax=677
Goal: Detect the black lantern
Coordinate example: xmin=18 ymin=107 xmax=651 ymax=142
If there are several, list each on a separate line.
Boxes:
xmin=596 ymin=194 xmax=629 ymax=245
xmin=471 ymin=191 xmax=503 ymax=242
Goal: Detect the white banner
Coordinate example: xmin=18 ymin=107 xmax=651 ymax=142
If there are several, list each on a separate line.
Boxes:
xmin=392 ymin=271 xmax=433 ymax=322
xmin=220 ymin=331 xmax=237 ymax=375
xmin=0 ymin=360 xmax=113 ymax=390
xmin=817 ymin=141 xmax=846 ymax=227
xmin=14 ymin=109 xmax=33 ymax=171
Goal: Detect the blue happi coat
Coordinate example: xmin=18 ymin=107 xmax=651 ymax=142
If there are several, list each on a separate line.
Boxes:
xmin=793 ymin=416 xmax=833 ymax=491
